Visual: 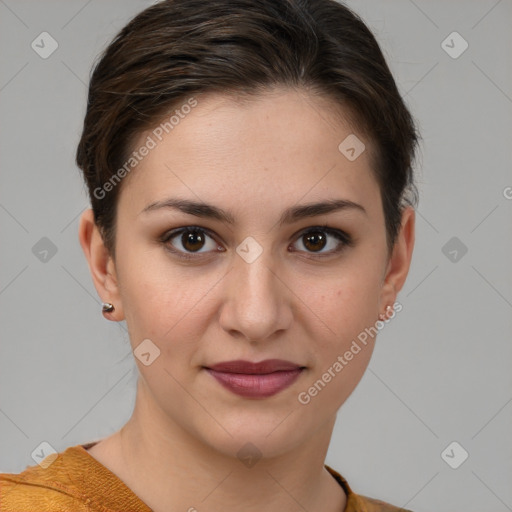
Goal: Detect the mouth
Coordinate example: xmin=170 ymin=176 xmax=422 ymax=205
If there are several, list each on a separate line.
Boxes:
xmin=203 ymin=359 xmax=306 ymax=399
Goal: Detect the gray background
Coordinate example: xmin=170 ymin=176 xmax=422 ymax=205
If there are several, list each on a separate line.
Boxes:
xmin=1 ymin=1 xmax=511 ymax=511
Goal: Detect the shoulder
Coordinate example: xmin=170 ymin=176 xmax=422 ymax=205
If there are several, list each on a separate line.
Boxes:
xmin=0 ymin=450 xmax=90 ymax=512
xmin=325 ymin=465 xmax=414 ymax=512
xmin=355 ymin=493 xmax=414 ymax=512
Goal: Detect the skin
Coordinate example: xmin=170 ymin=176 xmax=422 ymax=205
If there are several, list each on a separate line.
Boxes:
xmin=79 ymin=87 xmax=414 ymax=512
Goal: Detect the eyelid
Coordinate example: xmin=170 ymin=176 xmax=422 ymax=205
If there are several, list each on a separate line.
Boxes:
xmin=160 ymin=225 xmax=218 ymax=242
xmin=298 ymin=224 xmax=353 ymax=245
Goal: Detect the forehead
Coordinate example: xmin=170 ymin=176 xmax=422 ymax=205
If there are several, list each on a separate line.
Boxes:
xmin=118 ymin=88 xmax=380 ymax=219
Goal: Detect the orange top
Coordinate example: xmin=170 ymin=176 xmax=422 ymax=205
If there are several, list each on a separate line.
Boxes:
xmin=0 ymin=442 xmax=412 ymax=511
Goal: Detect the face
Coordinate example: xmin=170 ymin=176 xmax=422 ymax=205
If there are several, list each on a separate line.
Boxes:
xmin=82 ymin=87 xmax=413 ymax=459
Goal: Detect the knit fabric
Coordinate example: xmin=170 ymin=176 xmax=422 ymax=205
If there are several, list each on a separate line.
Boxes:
xmin=0 ymin=442 xmax=412 ymax=511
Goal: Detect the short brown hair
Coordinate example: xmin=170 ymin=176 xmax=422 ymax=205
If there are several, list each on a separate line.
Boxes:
xmin=76 ymin=0 xmax=420 ymax=257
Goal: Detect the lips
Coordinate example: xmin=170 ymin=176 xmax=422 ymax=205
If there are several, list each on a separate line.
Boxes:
xmin=207 ymin=359 xmax=303 ymax=374
xmin=204 ymin=359 xmax=305 ymax=398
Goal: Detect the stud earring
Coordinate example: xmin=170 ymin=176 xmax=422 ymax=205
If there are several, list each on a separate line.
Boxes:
xmin=101 ymin=302 xmax=115 ymax=314
xmin=378 ymin=304 xmax=393 ymax=321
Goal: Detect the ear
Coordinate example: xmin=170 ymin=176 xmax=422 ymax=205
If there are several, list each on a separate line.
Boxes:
xmin=379 ymin=206 xmax=415 ymax=312
xmin=78 ymin=209 xmax=124 ymax=321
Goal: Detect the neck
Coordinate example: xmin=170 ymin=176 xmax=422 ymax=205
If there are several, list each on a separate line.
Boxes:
xmin=113 ymin=379 xmax=346 ymax=512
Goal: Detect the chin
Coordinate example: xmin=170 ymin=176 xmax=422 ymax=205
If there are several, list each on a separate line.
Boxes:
xmin=191 ymin=411 xmax=313 ymax=462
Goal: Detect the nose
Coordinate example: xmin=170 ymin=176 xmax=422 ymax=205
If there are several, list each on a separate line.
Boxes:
xmin=218 ymin=249 xmax=293 ymax=343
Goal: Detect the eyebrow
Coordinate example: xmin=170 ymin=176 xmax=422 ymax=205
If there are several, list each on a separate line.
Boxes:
xmin=140 ymin=197 xmax=367 ymax=226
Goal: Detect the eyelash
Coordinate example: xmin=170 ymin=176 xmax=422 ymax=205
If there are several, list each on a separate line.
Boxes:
xmin=160 ymin=224 xmax=353 ymax=261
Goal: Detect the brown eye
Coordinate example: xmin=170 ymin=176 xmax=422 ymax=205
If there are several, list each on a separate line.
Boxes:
xmin=181 ymin=230 xmax=206 ymax=252
xmin=303 ymin=231 xmax=327 ymax=252
xmin=162 ymin=227 xmax=222 ymax=258
xmin=291 ymin=227 xmax=352 ymax=256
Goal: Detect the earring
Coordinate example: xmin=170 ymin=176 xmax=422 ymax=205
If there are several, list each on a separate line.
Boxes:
xmin=101 ymin=302 xmax=115 ymax=313
xmin=378 ymin=305 xmax=393 ymax=321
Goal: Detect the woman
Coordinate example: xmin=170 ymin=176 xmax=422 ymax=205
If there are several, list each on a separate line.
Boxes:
xmin=0 ymin=0 xmax=419 ymax=510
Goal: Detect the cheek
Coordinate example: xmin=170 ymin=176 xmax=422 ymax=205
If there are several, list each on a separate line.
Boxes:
xmin=116 ymin=248 xmax=223 ymax=368
xmin=116 ymin=240 xmax=195 ymax=323
xmin=297 ymin=267 xmax=382 ymax=346
xmin=295 ymin=279 xmax=379 ymax=414
xmin=291 ymin=266 xmax=381 ymax=408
